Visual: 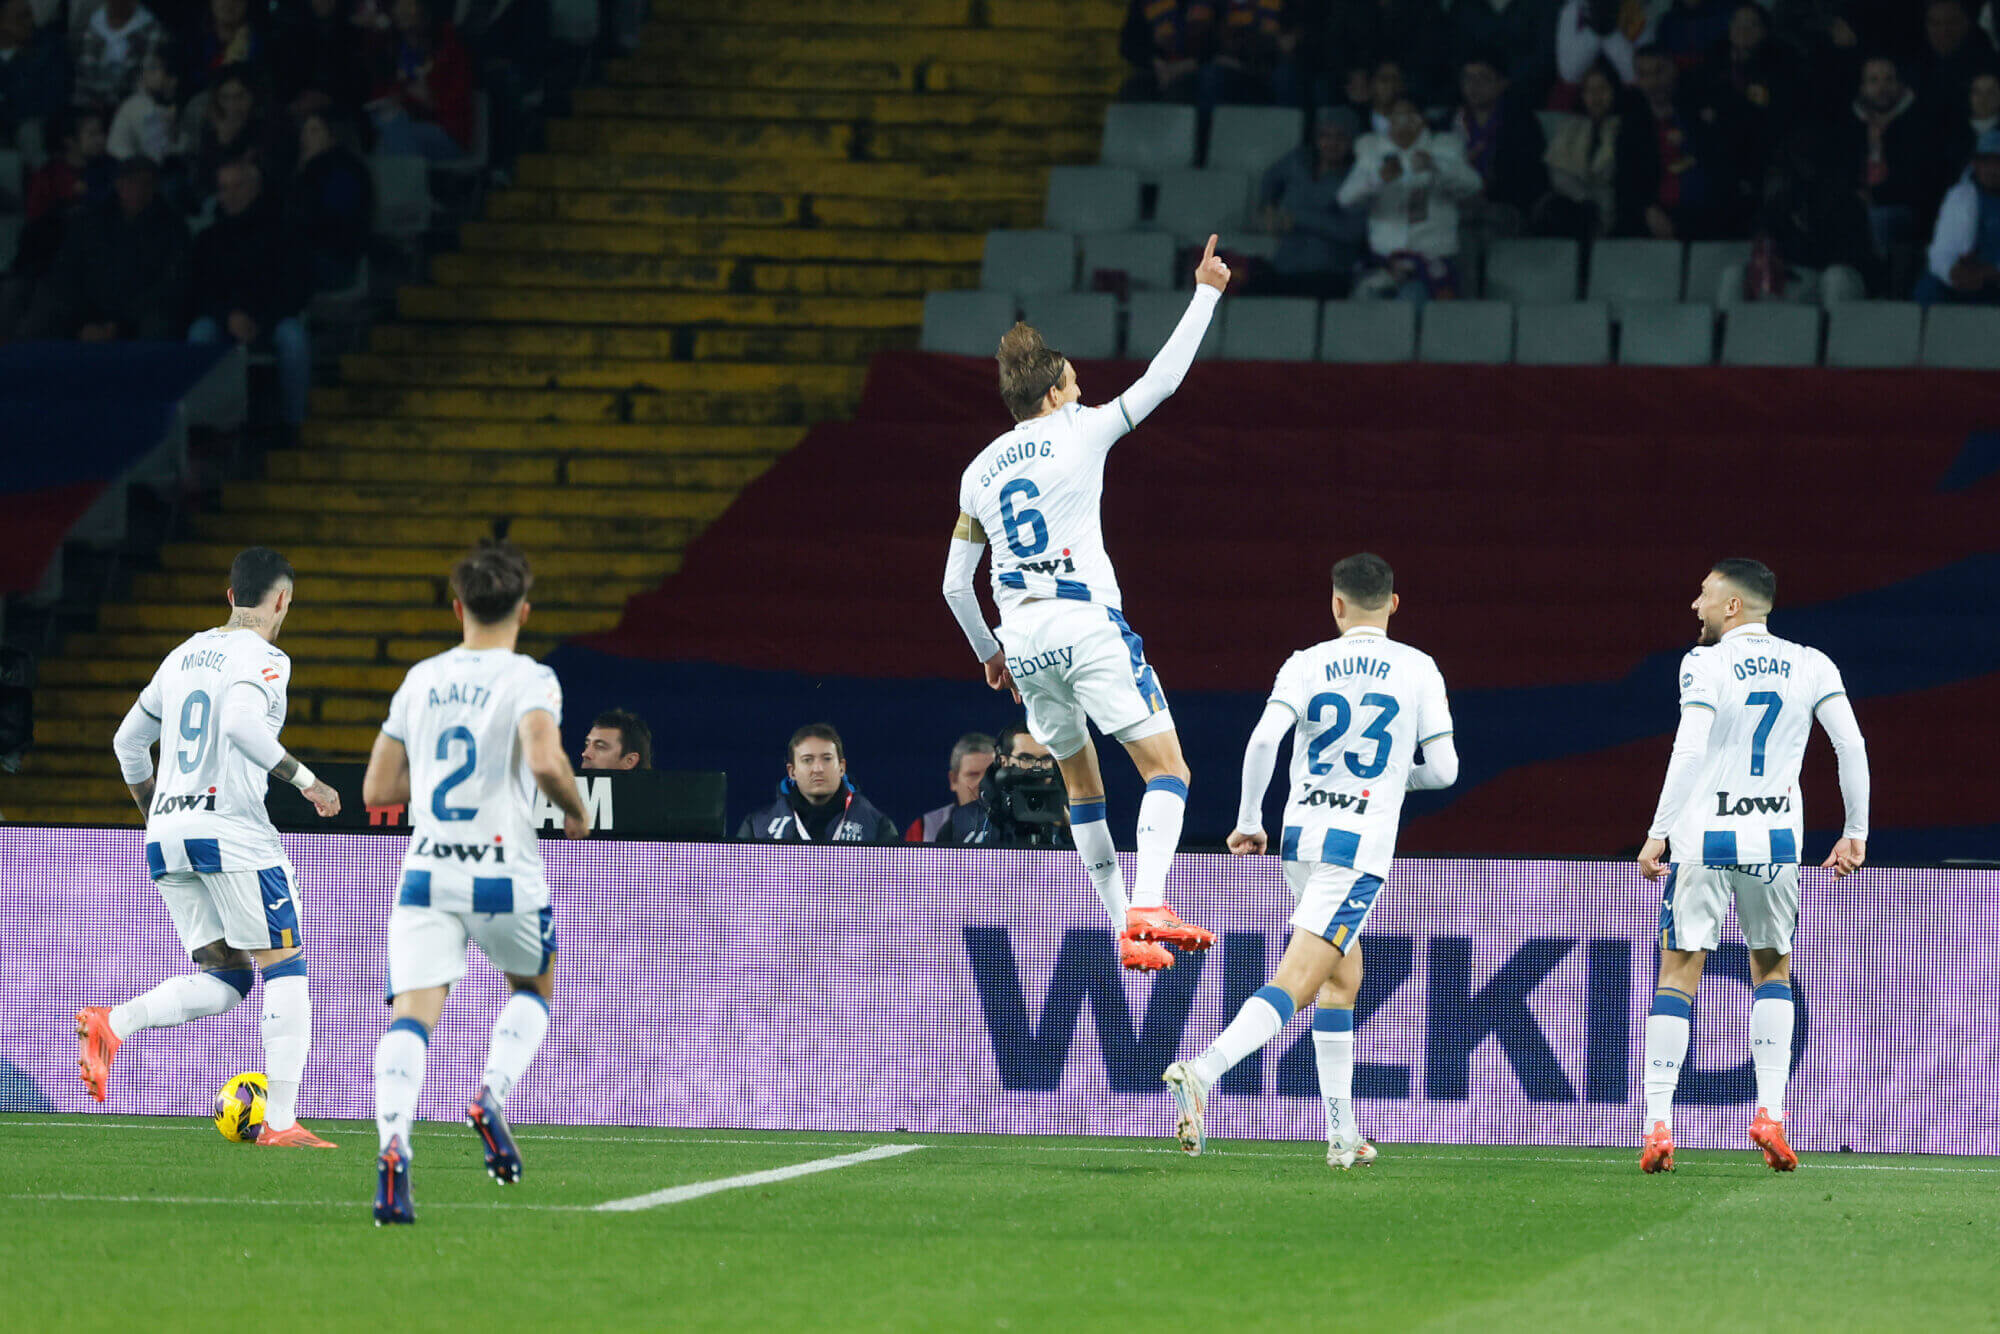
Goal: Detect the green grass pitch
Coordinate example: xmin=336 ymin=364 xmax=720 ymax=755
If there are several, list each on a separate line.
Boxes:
xmin=4 ymin=1115 xmax=1995 ymax=1331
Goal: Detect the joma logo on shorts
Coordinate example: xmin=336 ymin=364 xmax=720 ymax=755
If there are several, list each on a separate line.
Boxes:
xmin=1305 ymin=790 xmax=1370 ymax=814
xmin=412 ymin=836 xmax=507 ymax=864
xmin=152 ymin=792 xmax=216 ymax=814
xmin=1714 ymin=791 xmax=1791 ymax=816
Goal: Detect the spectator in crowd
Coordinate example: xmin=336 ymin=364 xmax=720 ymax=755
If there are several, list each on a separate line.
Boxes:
xmin=1824 ymin=55 xmax=1953 ymax=265
xmin=1254 ymin=104 xmax=1369 ymax=295
xmin=185 ymin=0 xmax=262 ymax=95
xmin=188 ymin=159 xmax=311 ymax=423
xmin=577 ymin=708 xmax=652 ymax=771
xmin=1444 ymin=0 xmax=1559 ymax=109
xmin=1614 ymin=43 xmax=1743 ymax=238
xmin=74 ymin=0 xmax=167 ymax=109
xmin=0 ymin=0 xmax=69 ymax=143
xmin=367 ymin=0 xmax=474 ymax=159
xmin=1118 ymin=0 xmax=1214 ymax=103
xmin=25 ymin=104 xmax=111 ymax=221
xmin=192 ymin=62 xmax=287 ymax=202
xmin=274 ymin=0 xmax=370 ymax=120
xmin=1700 ymin=3 xmax=1793 ymax=180
xmin=1209 ymin=0 xmax=1304 ymax=107
xmin=945 ymin=723 xmax=1073 ymax=850
xmin=1535 ymin=57 xmax=1622 ymax=237
xmin=1913 ymin=0 xmax=1998 ymax=119
xmin=1655 ymin=0 xmax=1732 ymax=77
xmin=1450 ymin=48 xmax=1549 ymax=228
xmin=108 ymin=43 xmax=190 ymax=169
xmin=24 ymin=154 xmax=187 ymax=340
xmin=1953 ymin=67 xmax=2000 ymax=163
xmin=1364 ymin=55 xmax=1404 ymax=134
xmin=1554 ymin=0 xmax=1653 ymax=100
xmin=903 ymin=731 xmax=996 ymax=843
xmin=1915 ymin=126 xmax=2000 ymax=302
xmin=736 ymin=723 xmax=899 ymax=844
xmin=1339 ymin=94 xmax=1481 ymax=300
xmin=284 ymin=110 xmax=372 ymax=291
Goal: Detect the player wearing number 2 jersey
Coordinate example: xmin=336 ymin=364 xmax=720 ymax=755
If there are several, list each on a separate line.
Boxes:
xmin=362 ymin=538 xmax=589 ymax=1224
xmin=1163 ymin=555 xmax=1457 ymax=1168
xmin=1635 ymin=559 xmax=1870 ymax=1175
xmin=82 ymin=547 xmax=343 ymax=1148
xmin=942 ymin=236 xmax=1232 ymax=973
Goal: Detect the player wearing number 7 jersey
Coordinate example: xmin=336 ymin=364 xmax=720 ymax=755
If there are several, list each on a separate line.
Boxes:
xmin=1635 ymin=558 xmax=1870 ymax=1175
xmin=361 ymin=537 xmax=590 ymax=1224
xmin=83 ymin=547 xmax=343 ymax=1148
xmin=1163 ymin=554 xmax=1456 ymax=1167
xmin=942 ymin=236 xmax=1233 ymax=972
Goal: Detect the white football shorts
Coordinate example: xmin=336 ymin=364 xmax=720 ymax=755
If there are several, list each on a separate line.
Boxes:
xmin=386 ymin=904 xmax=556 ymax=996
xmin=1659 ymin=862 xmax=1799 ymax=954
xmin=999 ymin=599 xmax=1173 ymax=760
xmin=156 ymin=861 xmax=304 ymax=955
xmin=1282 ymin=861 xmax=1385 ymax=954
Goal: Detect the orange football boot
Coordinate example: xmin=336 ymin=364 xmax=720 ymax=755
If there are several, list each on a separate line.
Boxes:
xmin=1125 ymin=904 xmax=1216 ymax=952
xmin=75 ymin=1006 xmax=120 ymax=1103
xmin=1119 ymin=932 xmax=1174 ymax=972
xmin=1748 ymin=1108 xmax=1798 ymax=1171
xmin=256 ymin=1123 xmax=337 ymax=1149
xmin=1640 ymin=1120 xmax=1676 ymax=1173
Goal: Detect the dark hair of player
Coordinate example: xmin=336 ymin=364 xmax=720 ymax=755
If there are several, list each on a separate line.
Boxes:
xmin=1331 ymin=552 xmax=1394 ymax=610
xmin=1712 ymin=557 xmax=1776 ymax=608
xmin=789 ymin=722 xmax=844 ymax=764
xmin=229 ymin=547 xmax=295 ymax=607
xmin=996 ymin=322 xmax=1068 ymax=422
xmin=451 ymin=535 xmax=534 ymax=625
xmin=592 ymin=708 xmax=653 ymax=769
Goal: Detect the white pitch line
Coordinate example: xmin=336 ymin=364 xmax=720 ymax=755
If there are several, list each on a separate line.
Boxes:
xmin=593 ymin=1143 xmax=925 ymax=1212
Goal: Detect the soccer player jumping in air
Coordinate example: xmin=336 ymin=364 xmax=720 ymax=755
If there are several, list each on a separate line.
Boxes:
xmin=1164 ymin=555 xmax=1456 ymax=1167
xmin=362 ymin=539 xmax=589 ymax=1224
xmin=942 ymin=236 xmax=1231 ymax=972
xmin=1636 ymin=559 xmax=1870 ymax=1174
xmin=85 ymin=547 xmax=343 ymax=1147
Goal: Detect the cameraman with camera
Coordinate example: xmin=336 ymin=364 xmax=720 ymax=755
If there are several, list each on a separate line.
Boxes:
xmin=941 ymin=723 xmax=1073 ymax=849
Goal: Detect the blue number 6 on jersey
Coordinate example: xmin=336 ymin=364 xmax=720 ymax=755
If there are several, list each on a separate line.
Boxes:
xmin=997 ymin=478 xmax=1050 ymax=558
xmin=433 ymin=726 xmax=479 ymax=821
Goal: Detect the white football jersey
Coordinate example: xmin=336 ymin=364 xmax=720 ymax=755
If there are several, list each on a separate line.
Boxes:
xmin=384 ymin=646 xmax=563 ymax=912
xmin=1267 ymin=627 xmax=1453 ymax=880
xmin=1667 ymin=623 xmax=1847 ymax=867
xmin=959 ymin=400 xmax=1135 ymax=617
xmin=138 ymin=628 xmax=291 ymax=875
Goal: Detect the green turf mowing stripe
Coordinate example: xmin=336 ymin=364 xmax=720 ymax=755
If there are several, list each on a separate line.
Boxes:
xmin=594 ymin=1143 xmax=925 ymax=1212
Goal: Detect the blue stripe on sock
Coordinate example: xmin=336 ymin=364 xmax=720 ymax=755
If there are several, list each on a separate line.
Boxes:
xmin=511 ymin=987 xmax=551 ymax=1012
xmin=1253 ymin=983 xmax=1296 ymax=1025
xmin=387 ymin=1016 xmax=431 ymax=1045
xmin=1311 ymin=1006 xmax=1354 ymax=1033
xmin=1145 ymin=775 xmax=1188 ymax=800
xmin=1651 ymin=990 xmax=1693 ymax=1019
xmin=210 ymin=968 xmax=255 ymax=998
xmin=261 ymin=954 xmax=307 ymax=981
xmin=1069 ymin=800 xmax=1107 ymax=825
xmin=1753 ymin=981 xmax=1792 ymax=1003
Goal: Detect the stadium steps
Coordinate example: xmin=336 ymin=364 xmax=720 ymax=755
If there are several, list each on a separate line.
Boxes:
xmin=5 ymin=0 xmax=1124 ymax=826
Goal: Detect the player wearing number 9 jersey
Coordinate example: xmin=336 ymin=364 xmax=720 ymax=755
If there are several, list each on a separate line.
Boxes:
xmin=941 ymin=236 xmax=1233 ymax=973
xmin=84 ymin=547 xmax=343 ymax=1147
xmin=1163 ymin=554 xmax=1457 ymax=1168
xmin=361 ymin=537 xmax=590 ymax=1223
xmin=1635 ymin=558 xmax=1869 ymax=1175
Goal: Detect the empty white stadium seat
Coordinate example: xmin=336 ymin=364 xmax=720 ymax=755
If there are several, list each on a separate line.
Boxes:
xmin=920 ymin=290 xmax=1017 ymax=355
xmin=1824 ymin=301 xmax=1922 ymax=367
xmin=1513 ymin=302 xmax=1611 ymax=365
xmin=980 ymin=229 xmax=1076 ymax=297
xmin=1206 ymin=105 xmax=1305 ymax=175
xmin=1720 ymin=304 xmax=1823 ymax=367
xmin=1484 ymin=238 xmax=1580 ymax=303
xmin=371 ymin=153 xmax=433 ymax=244
xmin=1079 ymin=231 xmax=1177 ymax=292
xmin=1588 ymin=239 xmax=1683 ymax=309
xmin=1920 ymin=305 xmax=2000 ymax=368
xmin=1045 ymin=165 xmax=1142 ymax=233
xmin=1100 ymin=103 xmax=1198 ymax=175
xmin=1418 ymin=301 xmax=1514 ymax=363
xmin=1318 ymin=300 xmax=1416 ymax=363
xmin=1152 ymin=168 xmax=1251 ymax=245
xmin=1618 ymin=302 xmax=1714 ymax=365
xmin=1021 ymin=292 xmax=1120 ymax=360
xmin=1684 ymin=240 xmax=1751 ymax=304
xmin=1222 ymin=295 xmax=1320 ymax=360
xmin=1126 ymin=289 xmax=1224 ymax=360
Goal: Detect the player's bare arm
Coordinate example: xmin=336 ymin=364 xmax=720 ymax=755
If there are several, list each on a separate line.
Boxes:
xmin=125 ymin=776 xmax=156 ymax=815
xmin=272 ymin=753 xmax=341 ymax=818
xmin=521 ymin=709 xmax=589 ymax=838
xmin=361 ymin=732 xmax=412 ymax=809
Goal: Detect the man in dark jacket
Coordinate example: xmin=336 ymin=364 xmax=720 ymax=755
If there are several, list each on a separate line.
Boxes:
xmin=941 ymin=723 xmax=1074 ymax=849
xmin=1820 ymin=55 xmax=1954 ymax=264
xmin=23 ymin=153 xmax=187 ymax=340
xmin=1615 ymin=42 xmax=1744 ymax=237
xmin=736 ymin=723 xmax=899 ymax=844
xmin=188 ymin=157 xmax=312 ymax=423
xmin=1451 ymin=48 xmax=1550 ymax=233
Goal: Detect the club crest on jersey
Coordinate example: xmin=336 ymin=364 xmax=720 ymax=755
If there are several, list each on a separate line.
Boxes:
xmin=152 ymin=791 xmax=217 ymax=815
xmin=411 ymin=836 xmax=508 ymax=864
xmin=1304 ymin=790 xmax=1370 ymax=814
xmin=1714 ymin=791 xmax=1792 ymax=816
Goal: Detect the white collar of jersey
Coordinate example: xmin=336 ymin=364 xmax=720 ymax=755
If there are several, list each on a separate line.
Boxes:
xmin=1340 ymin=625 xmax=1389 ymax=639
xmin=1721 ymin=622 xmax=1771 ymax=641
